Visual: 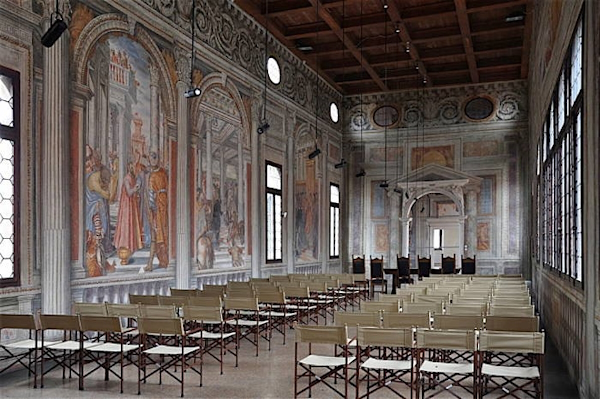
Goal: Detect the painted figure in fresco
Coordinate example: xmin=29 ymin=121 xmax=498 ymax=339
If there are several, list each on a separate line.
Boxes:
xmin=113 ymin=162 xmax=143 ymax=262
xmin=144 ymin=151 xmax=169 ymax=271
xmin=134 ymin=150 xmax=152 ymax=247
xmin=196 ymin=188 xmax=214 ymax=269
xmin=84 ymin=145 xmax=117 ymax=277
xmin=211 ymin=185 xmax=222 ymax=249
xmin=229 ymin=244 xmax=244 ymax=268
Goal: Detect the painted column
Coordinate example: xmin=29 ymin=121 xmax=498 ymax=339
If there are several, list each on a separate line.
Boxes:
xmin=250 ymin=92 xmax=262 ymax=277
xmin=237 ymin=128 xmax=244 ymax=217
xmin=174 ymin=50 xmax=191 ymax=288
xmin=388 ymin=192 xmax=400 ymax=263
xmin=41 ymin=0 xmax=71 ymax=315
xmin=321 ymin=136 xmax=329 ymax=274
xmin=465 ymin=188 xmax=478 ymax=258
xmin=285 ymin=108 xmax=296 ymax=274
xmin=149 ymin=64 xmax=160 ymax=152
xmin=205 ymin=116 xmax=213 ymax=200
xmin=400 ymin=218 xmax=411 ymax=258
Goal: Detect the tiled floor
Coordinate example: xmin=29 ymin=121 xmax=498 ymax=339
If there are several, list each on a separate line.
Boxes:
xmin=0 ymin=324 xmax=580 ymax=399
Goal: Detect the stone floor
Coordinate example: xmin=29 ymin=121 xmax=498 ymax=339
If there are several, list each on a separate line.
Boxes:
xmin=0 ymin=322 xmax=580 ymax=399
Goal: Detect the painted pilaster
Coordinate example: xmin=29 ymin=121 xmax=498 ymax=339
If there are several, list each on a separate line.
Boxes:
xmin=465 ymin=188 xmax=478 ymax=258
xmin=205 ymin=116 xmax=213 ymax=200
xmin=250 ymin=93 xmax=261 ymax=277
xmin=174 ymin=49 xmax=191 ymax=288
xmin=400 ymin=218 xmax=411 ymax=258
xmin=149 ymin=64 xmax=160 ymax=152
xmin=388 ymin=193 xmax=400 ymax=263
xmin=285 ymin=108 xmax=296 ymax=274
xmin=321 ymin=135 xmax=329 ymax=273
xmin=237 ymin=129 xmax=244 ymax=217
xmin=41 ymin=0 xmax=71 ymax=315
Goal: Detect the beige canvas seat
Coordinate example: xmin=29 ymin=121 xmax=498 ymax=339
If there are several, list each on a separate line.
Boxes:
xmin=224 ymin=297 xmax=271 ymax=356
xmin=0 ymin=313 xmax=45 ymax=388
xmin=416 ymin=328 xmax=477 ymax=399
xmin=478 ymin=331 xmax=545 ymax=398
xmin=294 ymin=324 xmax=356 ymax=398
xmin=78 ymin=315 xmax=139 ymax=393
xmin=356 ymin=327 xmax=415 ymax=399
xmin=137 ymin=317 xmax=201 ymax=397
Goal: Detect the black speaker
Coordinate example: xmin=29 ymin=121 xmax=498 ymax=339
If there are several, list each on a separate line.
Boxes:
xmin=41 ymin=18 xmax=68 ymax=48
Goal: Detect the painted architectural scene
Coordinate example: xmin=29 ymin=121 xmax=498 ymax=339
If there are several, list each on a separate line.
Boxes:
xmin=295 ymin=132 xmax=320 ymax=263
xmin=83 ymin=35 xmax=171 ymax=277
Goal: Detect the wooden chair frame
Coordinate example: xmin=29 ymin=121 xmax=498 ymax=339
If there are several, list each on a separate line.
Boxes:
xmin=0 ymin=314 xmax=42 ymax=388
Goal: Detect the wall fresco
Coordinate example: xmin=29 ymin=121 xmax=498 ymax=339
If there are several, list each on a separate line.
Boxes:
xmin=296 ymin=138 xmax=320 ymax=263
xmin=411 ymin=145 xmax=454 ymax=170
xmin=463 ymin=140 xmax=499 ymax=157
xmin=477 ymin=222 xmax=491 ymax=251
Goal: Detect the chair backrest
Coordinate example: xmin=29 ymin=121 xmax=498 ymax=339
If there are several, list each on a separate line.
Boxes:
xmin=357 ymin=327 xmax=413 ymax=348
xmin=414 ymin=294 xmax=451 ymax=304
xmin=333 ymin=311 xmax=381 ymax=328
xmin=478 ymin=330 xmax=544 ymax=354
xmin=0 ymin=313 xmax=38 ymax=330
xmin=137 ymin=317 xmax=184 ymax=336
xmin=491 ymin=297 xmax=531 ymax=306
xmin=361 ymin=301 xmax=399 ymax=313
xmin=352 ymin=255 xmax=366 ymax=274
xmin=140 ymin=305 xmax=177 ymax=318
xmin=79 ymin=315 xmax=123 ymax=333
xmin=402 ymin=302 xmax=443 ymax=315
xmin=441 ymin=254 xmax=456 ymax=274
xmin=379 ymin=293 xmax=414 ymax=303
xmin=202 ymin=284 xmax=227 ymax=297
xmin=170 ymin=288 xmax=198 ymax=297
xmin=106 ymin=303 xmax=141 ymax=318
xmin=416 ymin=328 xmax=475 ymax=351
xmin=433 ymin=315 xmax=484 ymax=330
xmin=129 ymin=294 xmax=159 ymax=305
xmin=73 ymin=302 xmax=108 ymax=316
xmin=382 ymin=312 xmax=430 ymax=328
xmin=418 ymin=256 xmax=431 ymax=278
xmin=269 ymin=275 xmax=290 ymax=283
xmin=224 ymin=296 xmax=260 ymax=312
xmin=461 ymin=256 xmax=476 ymax=274
xmin=284 ymin=286 xmax=311 ymax=299
xmin=485 ymin=315 xmax=539 ymax=332
xmin=445 ymin=303 xmax=488 ymax=316
xmin=39 ymin=314 xmax=80 ymax=332
xmin=250 ymin=278 xmax=270 ymax=283
xmin=257 ymin=290 xmax=286 ymax=305
xmin=370 ymin=256 xmax=384 ymax=279
xmin=182 ymin=306 xmax=223 ymax=323
xmin=158 ymin=296 xmax=189 ymax=306
xmin=397 ymin=255 xmax=410 ymax=277
xmin=295 ymin=324 xmax=348 ymax=345
xmin=488 ymin=304 xmax=534 ymax=317
xmin=188 ymin=295 xmax=222 ymax=308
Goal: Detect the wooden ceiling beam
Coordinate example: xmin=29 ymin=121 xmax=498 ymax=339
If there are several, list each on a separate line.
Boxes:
xmin=233 ymin=0 xmax=343 ymax=92
xmin=466 ymin=0 xmax=527 ymax=13
xmin=261 ymin=0 xmax=312 ymax=17
xmin=520 ymin=0 xmax=533 ymax=78
xmin=454 ymin=0 xmax=479 ymax=83
xmin=306 ymin=0 xmax=388 ymax=91
xmin=284 ymin=11 xmax=387 ymax=40
xmin=385 ymin=1 xmax=432 ymax=86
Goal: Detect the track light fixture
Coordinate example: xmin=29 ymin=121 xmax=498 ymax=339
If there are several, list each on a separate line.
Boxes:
xmin=334 ymin=159 xmax=347 ymax=169
xmin=184 ymin=87 xmax=202 ymax=98
xmin=355 ymin=169 xmax=366 ymax=178
xmin=395 ymin=27 xmax=400 ymax=34
xmin=256 ymin=120 xmax=270 ymax=134
xmin=393 ymin=187 xmax=403 ymax=194
xmin=379 ymin=182 xmax=389 ymax=188
xmin=383 ymin=1 xmax=388 ymax=10
xmin=308 ymin=147 xmax=321 ymax=160
xmin=41 ymin=0 xmax=67 ymax=48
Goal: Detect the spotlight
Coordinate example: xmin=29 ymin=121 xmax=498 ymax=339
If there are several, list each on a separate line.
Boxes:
xmin=41 ymin=17 xmax=68 ymax=48
xmin=404 ymin=192 xmax=409 ymax=199
xmin=355 ymin=169 xmax=366 ymax=178
xmin=184 ymin=87 xmax=202 ymax=98
xmin=420 ymin=206 xmax=425 ymax=213
xmin=334 ymin=159 xmax=347 ymax=169
xmin=383 ymin=2 xmax=388 ymax=9
xmin=257 ymin=120 xmax=270 ymax=134
xmin=308 ymin=148 xmax=321 ymax=159
xmin=379 ymin=182 xmax=389 ymax=188
xmin=395 ymin=27 xmax=400 ymax=34
xmin=393 ymin=187 xmax=403 ymax=194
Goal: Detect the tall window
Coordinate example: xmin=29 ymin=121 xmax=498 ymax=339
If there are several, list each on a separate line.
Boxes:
xmin=329 ymin=183 xmax=340 ymax=258
xmin=538 ymin=17 xmax=583 ymax=284
xmin=0 ymin=66 xmax=19 ymax=287
xmin=266 ymin=162 xmax=282 ymax=262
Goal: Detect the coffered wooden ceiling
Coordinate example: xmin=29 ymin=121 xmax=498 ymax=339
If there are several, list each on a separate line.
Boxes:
xmin=235 ymin=0 xmax=532 ymax=95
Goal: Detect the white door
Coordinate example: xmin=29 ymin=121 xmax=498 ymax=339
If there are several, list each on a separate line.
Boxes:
xmin=429 ymin=222 xmax=461 ymax=268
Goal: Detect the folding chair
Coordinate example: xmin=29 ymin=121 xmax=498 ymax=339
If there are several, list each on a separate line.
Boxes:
xmin=0 ymin=314 xmax=43 ymax=388
xmin=333 ymin=311 xmax=381 ymax=354
xmin=129 ymin=294 xmax=159 ymax=305
xmin=402 ymin=302 xmax=443 ymax=315
xmin=488 ymin=305 xmax=535 ymax=317
xmin=78 ymin=315 xmax=139 ymax=393
xmin=382 ymin=313 xmax=431 ymax=329
xmin=106 ymin=303 xmax=141 ymax=344
xmin=73 ymin=302 xmax=108 ymax=316
xmin=170 ymin=288 xmax=199 ymax=297
xmin=485 ymin=315 xmax=539 ymax=333
xmin=258 ymin=290 xmax=296 ymax=344
xmin=433 ymin=315 xmax=484 ymax=331
xmin=285 ymin=286 xmax=318 ymax=325
xmin=183 ymin=305 xmax=237 ymax=374
xmin=478 ymin=331 xmax=545 ymax=398
xmin=224 ymin=297 xmax=271 ymax=356
xmin=445 ymin=303 xmax=488 ymax=316
xmin=356 ymin=327 xmax=415 ymax=399
xmin=294 ymin=324 xmax=356 ymax=398
xmin=39 ymin=314 xmax=96 ymax=388
xmin=361 ymin=300 xmax=399 ymax=313
xmin=416 ymin=329 xmax=476 ymax=399
xmin=137 ymin=317 xmax=201 ymax=397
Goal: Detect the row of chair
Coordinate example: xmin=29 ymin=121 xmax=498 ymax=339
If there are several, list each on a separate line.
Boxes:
xmin=295 ymin=325 xmax=544 ymax=398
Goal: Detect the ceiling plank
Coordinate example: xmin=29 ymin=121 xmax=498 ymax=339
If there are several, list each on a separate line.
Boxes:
xmin=233 ymin=0 xmax=343 ymax=92
xmin=306 ymin=0 xmax=388 ymax=91
xmin=262 ymin=0 xmax=312 ymax=17
xmin=385 ymin=1 xmax=432 ymax=86
xmin=284 ymin=11 xmax=387 ymax=40
xmin=466 ymin=0 xmax=527 ymax=13
xmin=454 ymin=0 xmax=479 ymax=83
xmin=520 ymin=0 xmax=533 ymax=78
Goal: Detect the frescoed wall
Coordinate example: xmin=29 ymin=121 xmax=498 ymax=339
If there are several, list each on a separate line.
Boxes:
xmin=82 ymin=34 xmax=171 ymax=278
xmin=295 ymin=132 xmax=320 ymax=263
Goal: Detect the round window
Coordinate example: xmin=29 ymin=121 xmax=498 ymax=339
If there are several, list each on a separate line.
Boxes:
xmin=373 ymin=105 xmax=399 ymax=127
xmin=267 ymin=57 xmax=281 ymax=85
xmin=464 ymin=96 xmax=495 ymax=121
xmin=330 ymin=102 xmax=339 ymax=123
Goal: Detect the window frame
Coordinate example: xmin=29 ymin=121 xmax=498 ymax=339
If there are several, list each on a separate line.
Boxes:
xmin=265 ymin=161 xmax=283 ymax=263
xmin=329 ymin=183 xmax=340 ymax=259
xmin=0 ymin=65 xmax=20 ymax=288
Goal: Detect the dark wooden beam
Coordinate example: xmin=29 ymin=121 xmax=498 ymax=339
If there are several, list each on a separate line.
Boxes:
xmin=520 ymin=0 xmax=533 ymax=78
xmin=284 ymin=11 xmax=387 ymax=40
xmin=454 ymin=0 xmax=479 ymax=83
xmin=306 ymin=0 xmax=388 ymax=91
xmin=466 ymin=0 xmax=528 ymax=13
